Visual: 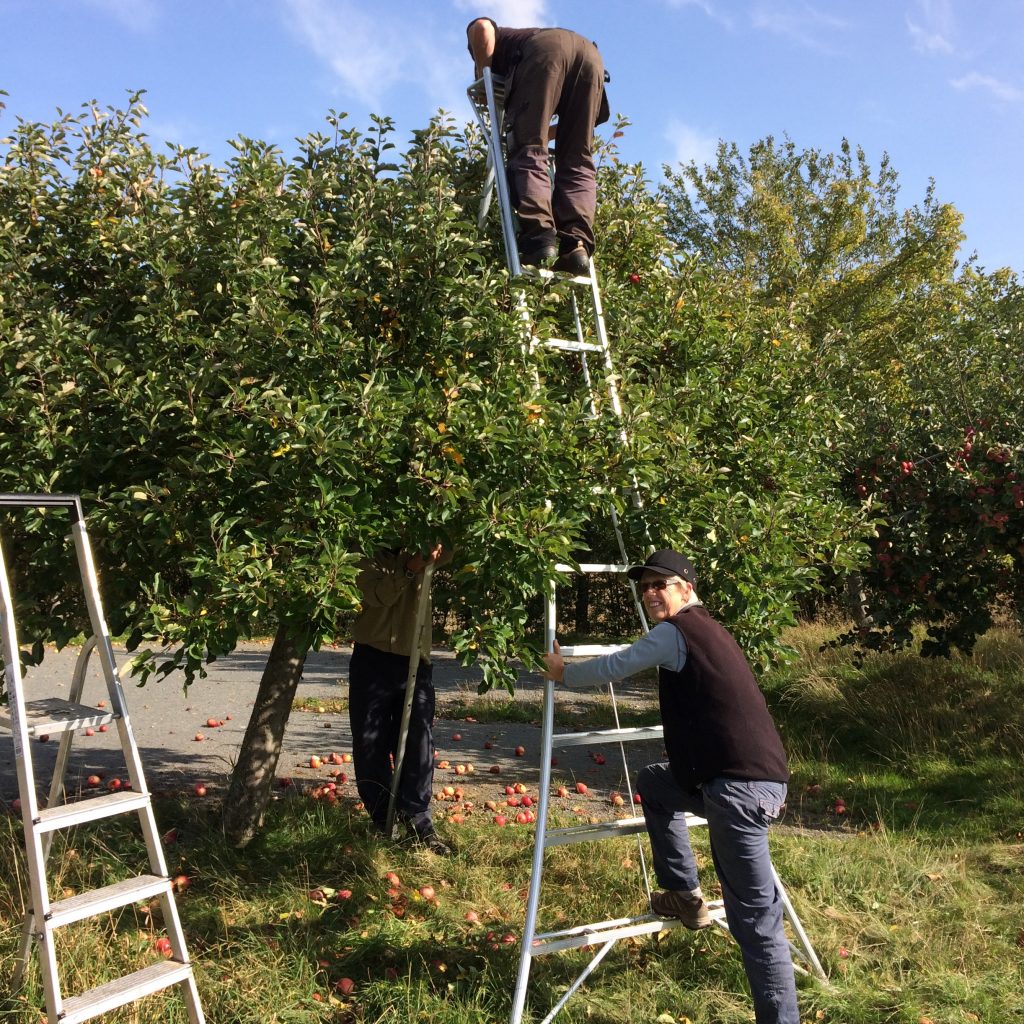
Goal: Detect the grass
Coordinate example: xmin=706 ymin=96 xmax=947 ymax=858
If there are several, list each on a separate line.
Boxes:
xmin=3 ymin=623 xmax=1024 ymax=1023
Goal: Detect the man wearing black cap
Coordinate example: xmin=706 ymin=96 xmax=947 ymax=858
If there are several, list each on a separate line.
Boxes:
xmin=542 ymin=549 xmax=799 ymax=1024
xmin=466 ymin=17 xmax=609 ymax=274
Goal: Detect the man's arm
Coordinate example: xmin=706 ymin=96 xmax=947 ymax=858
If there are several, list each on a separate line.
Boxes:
xmin=467 ymin=17 xmax=496 ymax=77
xmin=543 ymin=624 xmax=686 ymax=687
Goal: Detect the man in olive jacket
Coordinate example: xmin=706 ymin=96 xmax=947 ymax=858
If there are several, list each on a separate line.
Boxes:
xmin=349 ymin=544 xmax=451 ymax=854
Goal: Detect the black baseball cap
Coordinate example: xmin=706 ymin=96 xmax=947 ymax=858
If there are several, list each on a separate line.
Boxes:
xmin=626 ymin=549 xmax=696 ymax=584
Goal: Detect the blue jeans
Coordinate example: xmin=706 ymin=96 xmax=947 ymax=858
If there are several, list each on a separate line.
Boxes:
xmin=637 ymin=763 xmax=798 ymax=1024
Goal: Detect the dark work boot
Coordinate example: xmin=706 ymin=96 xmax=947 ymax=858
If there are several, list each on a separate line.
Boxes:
xmin=519 ymin=234 xmax=557 ymax=267
xmin=553 ymin=241 xmax=590 ymax=275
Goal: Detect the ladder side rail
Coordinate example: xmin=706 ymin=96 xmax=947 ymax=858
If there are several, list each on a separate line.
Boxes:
xmin=538 ymin=939 xmax=616 ymax=1024
xmin=509 ymin=584 xmax=559 ymax=1024
xmin=605 ymin=678 xmax=655 ymax=899
xmin=70 ymin=524 xmax=207 ymax=1021
xmin=70 ymin=521 xmax=172 ymax=884
xmin=571 ymin=287 xmax=653 ymax=622
xmin=480 ymin=69 xmax=521 ymax=276
xmin=773 ymin=864 xmax=829 ymax=984
xmin=478 ymin=147 xmax=496 ymax=231
xmin=0 ymin=531 xmax=64 ymax=1017
xmin=385 ymin=560 xmax=436 ymax=836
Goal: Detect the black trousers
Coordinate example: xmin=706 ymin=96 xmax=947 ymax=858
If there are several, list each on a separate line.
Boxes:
xmin=348 ymin=642 xmax=435 ymax=832
xmin=504 ymin=28 xmax=605 ymax=255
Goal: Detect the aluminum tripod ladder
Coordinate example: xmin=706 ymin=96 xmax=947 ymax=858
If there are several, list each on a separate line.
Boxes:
xmin=0 ymin=494 xmax=205 ymax=1024
xmin=467 ymin=72 xmax=828 ymax=1024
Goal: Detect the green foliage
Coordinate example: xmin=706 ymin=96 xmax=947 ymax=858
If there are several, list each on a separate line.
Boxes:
xmin=0 ymin=96 xmax=592 ymax=692
xmin=660 ymin=134 xmax=1022 ymax=654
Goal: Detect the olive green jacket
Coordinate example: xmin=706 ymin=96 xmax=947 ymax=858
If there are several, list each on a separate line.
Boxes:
xmin=351 ymin=549 xmax=450 ymax=662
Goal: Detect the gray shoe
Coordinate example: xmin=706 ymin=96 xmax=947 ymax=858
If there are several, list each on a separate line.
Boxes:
xmin=649 ymin=889 xmax=712 ymax=929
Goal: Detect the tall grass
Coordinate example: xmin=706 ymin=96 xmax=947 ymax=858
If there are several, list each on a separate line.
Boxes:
xmin=2 ymin=624 xmax=1023 ymax=1023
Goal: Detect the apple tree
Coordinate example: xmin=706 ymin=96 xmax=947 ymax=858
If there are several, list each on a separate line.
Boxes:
xmin=0 ymin=96 xmax=591 ymax=844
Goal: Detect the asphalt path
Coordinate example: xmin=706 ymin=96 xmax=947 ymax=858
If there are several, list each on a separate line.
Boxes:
xmin=1 ymin=643 xmax=664 ymax=809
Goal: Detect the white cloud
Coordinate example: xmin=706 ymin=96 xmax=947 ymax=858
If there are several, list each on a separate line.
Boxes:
xmin=664 ymin=119 xmax=718 ymax=169
xmin=282 ymin=0 xmax=402 ymax=107
xmin=749 ymin=1 xmax=849 ymax=53
xmin=951 ymin=71 xmax=1023 ymax=103
xmin=662 ymin=0 xmax=734 ymax=29
xmin=452 ymin=0 xmax=550 ymax=28
xmin=906 ymin=0 xmax=955 ymax=55
xmin=80 ymin=0 xmax=160 ymax=31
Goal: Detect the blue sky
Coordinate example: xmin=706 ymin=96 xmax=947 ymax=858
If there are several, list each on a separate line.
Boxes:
xmin=3 ymin=0 xmax=1022 ymax=273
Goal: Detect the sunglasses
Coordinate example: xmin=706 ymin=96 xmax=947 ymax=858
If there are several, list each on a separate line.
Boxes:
xmin=639 ymin=578 xmax=682 ymax=593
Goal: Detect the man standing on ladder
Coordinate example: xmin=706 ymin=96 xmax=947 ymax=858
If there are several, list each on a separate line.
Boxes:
xmin=466 ymin=16 xmax=610 ymax=274
xmin=542 ymin=549 xmax=799 ymax=1024
xmin=348 ymin=544 xmax=452 ymax=855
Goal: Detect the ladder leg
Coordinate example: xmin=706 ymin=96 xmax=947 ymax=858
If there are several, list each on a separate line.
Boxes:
xmin=773 ymin=864 xmax=829 ymax=984
xmin=509 ymin=590 xmax=559 ymax=1024
xmin=539 ymin=939 xmax=616 ymax=1024
xmin=13 ymin=637 xmax=95 ymax=995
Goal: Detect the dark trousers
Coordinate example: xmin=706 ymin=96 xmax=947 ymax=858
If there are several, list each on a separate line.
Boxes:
xmin=504 ymin=28 xmax=604 ymax=255
xmin=348 ymin=642 xmax=435 ymax=832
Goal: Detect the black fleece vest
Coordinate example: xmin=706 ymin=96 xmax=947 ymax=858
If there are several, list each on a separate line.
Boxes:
xmin=659 ymin=605 xmax=788 ymax=792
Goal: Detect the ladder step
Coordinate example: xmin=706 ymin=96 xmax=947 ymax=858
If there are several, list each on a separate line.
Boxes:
xmin=553 ymin=724 xmax=664 ymax=748
xmin=545 ymin=813 xmax=707 ymax=848
xmin=540 ymin=338 xmax=603 ymax=354
xmin=0 ymin=697 xmax=116 ymax=736
xmin=558 ymin=643 xmax=630 ymax=658
xmin=555 ymin=563 xmax=630 ymax=574
xmin=45 ymin=874 xmax=169 ymax=930
xmin=35 ymin=791 xmax=151 ymax=833
xmin=58 ymin=960 xmax=194 ymax=1024
xmin=520 ymin=266 xmax=592 ymax=286
xmin=530 ymin=903 xmax=728 ymax=955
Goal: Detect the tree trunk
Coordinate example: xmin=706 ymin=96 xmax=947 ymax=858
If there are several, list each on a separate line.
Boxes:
xmin=846 ymin=571 xmax=872 ymax=628
xmin=222 ymin=621 xmax=310 ymax=847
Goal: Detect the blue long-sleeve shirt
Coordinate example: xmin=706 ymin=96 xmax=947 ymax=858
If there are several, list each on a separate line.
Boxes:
xmin=562 ymin=621 xmax=687 ymax=687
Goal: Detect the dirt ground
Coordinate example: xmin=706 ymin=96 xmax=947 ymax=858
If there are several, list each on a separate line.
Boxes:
xmin=1 ymin=643 xmax=666 ymax=815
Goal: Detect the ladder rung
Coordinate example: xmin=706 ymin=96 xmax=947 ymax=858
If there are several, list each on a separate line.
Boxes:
xmin=35 ymin=791 xmax=151 ymax=833
xmin=520 ymin=266 xmax=592 ymax=286
xmin=540 ymin=338 xmax=603 ymax=354
xmin=553 ymin=725 xmax=664 ymax=748
xmin=58 ymin=960 xmax=194 ymax=1024
xmin=558 ymin=644 xmax=630 ymax=658
xmin=530 ymin=903 xmax=728 ymax=955
xmin=45 ymin=874 xmax=169 ymax=930
xmin=0 ymin=697 xmax=116 ymax=736
xmin=545 ymin=813 xmax=707 ymax=848
xmin=555 ymin=563 xmax=631 ymax=574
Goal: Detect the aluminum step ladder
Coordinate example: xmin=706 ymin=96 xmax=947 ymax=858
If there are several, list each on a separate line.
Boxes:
xmin=0 ymin=494 xmax=205 ymax=1024
xmin=467 ymin=72 xmax=828 ymax=1024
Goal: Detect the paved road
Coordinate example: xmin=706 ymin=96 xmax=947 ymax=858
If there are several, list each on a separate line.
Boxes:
xmin=1 ymin=642 xmax=663 ymax=807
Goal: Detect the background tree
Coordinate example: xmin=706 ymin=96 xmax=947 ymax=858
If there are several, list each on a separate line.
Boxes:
xmin=660 ymin=134 xmax=1022 ymax=653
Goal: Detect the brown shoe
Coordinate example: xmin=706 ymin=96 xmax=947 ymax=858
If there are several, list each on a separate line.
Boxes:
xmin=649 ymin=889 xmax=712 ymax=929
xmin=553 ymin=242 xmax=590 ymax=275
